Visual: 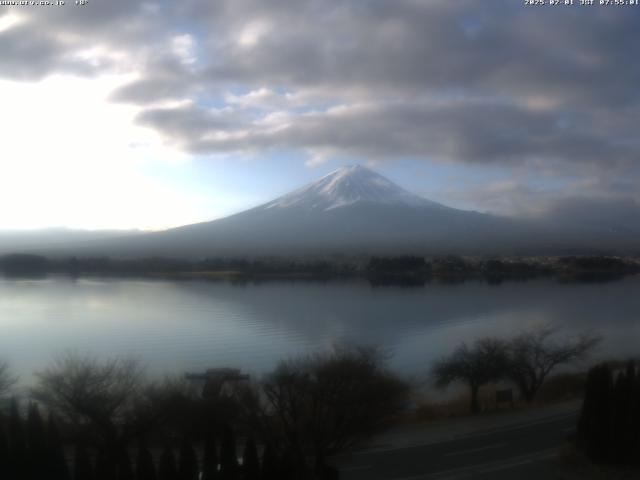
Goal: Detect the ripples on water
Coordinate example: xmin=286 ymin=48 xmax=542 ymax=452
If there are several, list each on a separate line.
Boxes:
xmin=0 ymin=275 xmax=638 ymax=382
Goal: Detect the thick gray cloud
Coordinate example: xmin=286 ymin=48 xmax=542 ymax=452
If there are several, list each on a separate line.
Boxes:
xmin=136 ymin=104 xmax=248 ymax=150
xmin=0 ymin=1 xmax=162 ymax=80
xmin=0 ymin=24 xmax=69 ymax=80
xmin=123 ymin=0 xmax=640 ymax=172
xmin=1 ymin=0 xmax=639 ymax=215
xmin=138 ymin=99 xmax=639 ymax=171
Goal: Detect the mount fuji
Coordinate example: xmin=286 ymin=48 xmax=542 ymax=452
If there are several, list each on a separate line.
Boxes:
xmin=52 ymin=165 xmax=528 ymax=257
xmin=30 ymin=165 xmax=639 ymax=258
xmin=260 ymin=165 xmax=443 ymax=212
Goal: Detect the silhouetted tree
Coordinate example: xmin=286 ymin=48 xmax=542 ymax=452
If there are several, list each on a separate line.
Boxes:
xmin=578 ymin=364 xmax=612 ymax=462
xmin=624 ymin=362 xmax=637 ymax=448
xmin=33 ymin=354 xmax=150 ymax=460
xmin=26 ymin=403 xmax=47 ymax=480
xmin=74 ymin=444 xmax=94 ymax=480
xmin=178 ymin=438 xmax=198 ymax=480
xmin=136 ymin=438 xmax=157 ymax=480
xmin=0 ymin=417 xmax=10 ymax=480
xmin=9 ymin=398 xmax=27 ymax=480
xmin=201 ymin=434 xmax=218 ymax=480
xmin=117 ymin=448 xmax=134 ymax=480
xmin=158 ymin=445 xmax=178 ymax=480
xmin=610 ymin=371 xmax=631 ymax=463
xmin=507 ymin=326 xmax=600 ymax=402
xmin=138 ymin=376 xmax=203 ymax=440
xmin=574 ymin=362 xmax=640 ymax=465
xmin=278 ymin=448 xmax=296 ymax=480
xmin=260 ymin=444 xmax=278 ymax=480
xmin=95 ymin=448 xmax=116 ymax=480
xmin=46 ymin=414 xmax=70 ymax=480
xmin=219 ymin=425 xmax=238 ymax=480
xmin=433 ymin=338 xmax=509 ymax=414
xmin=260 ymin=346 xmax=409 ymax=469
xmin=241 ymin=437 xmax=260 ymax=480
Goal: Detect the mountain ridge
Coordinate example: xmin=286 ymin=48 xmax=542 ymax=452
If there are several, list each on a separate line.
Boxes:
xmin=4 ymin=165 xmax=640 ymax=258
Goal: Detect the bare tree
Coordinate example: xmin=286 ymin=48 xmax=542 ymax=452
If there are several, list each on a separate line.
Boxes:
xmin=32 ymin=353 xmax=148 ymax=457
xmin=0 ymin=360 xmax=16 ymax=398
xmin=255 ymin=346 xmax=410 ymax=474
xmin=432 ymin=338 xmax=509 ymax=414
xmin=507 ymin=325 xmax=601 ymax=402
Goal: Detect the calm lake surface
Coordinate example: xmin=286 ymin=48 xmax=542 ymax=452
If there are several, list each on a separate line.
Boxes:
xmin=1 ymin=275 xmax=639 ymax=383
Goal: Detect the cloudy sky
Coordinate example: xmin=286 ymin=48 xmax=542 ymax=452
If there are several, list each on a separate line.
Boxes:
xmin=0 ymin=0 xmax=639 ymax=230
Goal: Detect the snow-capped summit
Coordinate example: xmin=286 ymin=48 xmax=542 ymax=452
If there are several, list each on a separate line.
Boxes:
xmin=262 ymin=165 xmax=444 ymax=211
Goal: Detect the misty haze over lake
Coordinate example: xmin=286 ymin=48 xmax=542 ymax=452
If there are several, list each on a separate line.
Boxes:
xmin=2 ymin=275 xmax=638 ymax=383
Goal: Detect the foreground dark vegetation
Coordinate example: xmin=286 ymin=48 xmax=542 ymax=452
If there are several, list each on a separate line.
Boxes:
xmin=0 ymin=348 xmax=408 ymax=480
xmin=577 ymin=361 xmax=640 ymax=466
xmin=0 ymin=324 xmax=620 ymax=479
xmin=550 ymin=360 xmax=640 ymax=480
xmin=1 ymin=254 xmax=639 ymax=285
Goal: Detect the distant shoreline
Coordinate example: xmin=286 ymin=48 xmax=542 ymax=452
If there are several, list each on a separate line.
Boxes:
xmin=1 ymin=253 xmax=638 ymax=285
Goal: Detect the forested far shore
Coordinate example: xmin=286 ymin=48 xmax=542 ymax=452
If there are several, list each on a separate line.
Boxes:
xmin=0 ymin=253 xmax=639 ymax=284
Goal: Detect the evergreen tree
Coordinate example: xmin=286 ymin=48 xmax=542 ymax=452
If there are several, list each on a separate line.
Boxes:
xmin=9 ymin=398 xmax=27 ymax=480
xmin=241 ymin=437 xmax=259 ymax=480
xmin=136 ymin=438 xmax=156 ymax=480
xmin=260 ymin=444 xmax=278 ymax=480
xmin=201 ymin=434 xmax=218 ymax=480
xmin=73 ymin=444 xmax=94 ymax=480
xmin=116 ymin=448 xmax=134 ymax=480
xmin=576 ymin=363 xmax=640 ymax=465
xmin=589 ymin=364 xmax=612 ymax=463
xmin=46 ymin=414 xmax=70 ymax=480
xmin=26 ymin=403 xmax=47 ymax=480
xmin=624 ymin=360 xmax=636 ymax=386
xmin=633 ymin=367 xmax=640 ymax=465
xmin=278 ymin=448 xmax=296 ymax=480
xmin=178 ymin=438 xmax=198 ymax=480
xmin=219 ymin=426 xmax=238 ymax=480
xmin=95 ymin=448 xmax=116 ymax=480
xmin=621 ymin=361 xmax=637 ymax=463
xmin=610 ymin=368 xmax=635 ymax=463
xmin=0 ymin=417 xmax=10 ymax=480
xmin=158 ymin=445 xmax=178 ymax=480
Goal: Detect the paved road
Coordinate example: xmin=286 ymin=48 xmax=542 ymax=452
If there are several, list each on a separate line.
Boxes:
xmin=335 ymin=411 xmax=577 ymax=479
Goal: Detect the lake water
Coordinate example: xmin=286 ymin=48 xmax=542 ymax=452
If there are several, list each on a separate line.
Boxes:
xmin=1 ymin=275 xmax=639 ymax=385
